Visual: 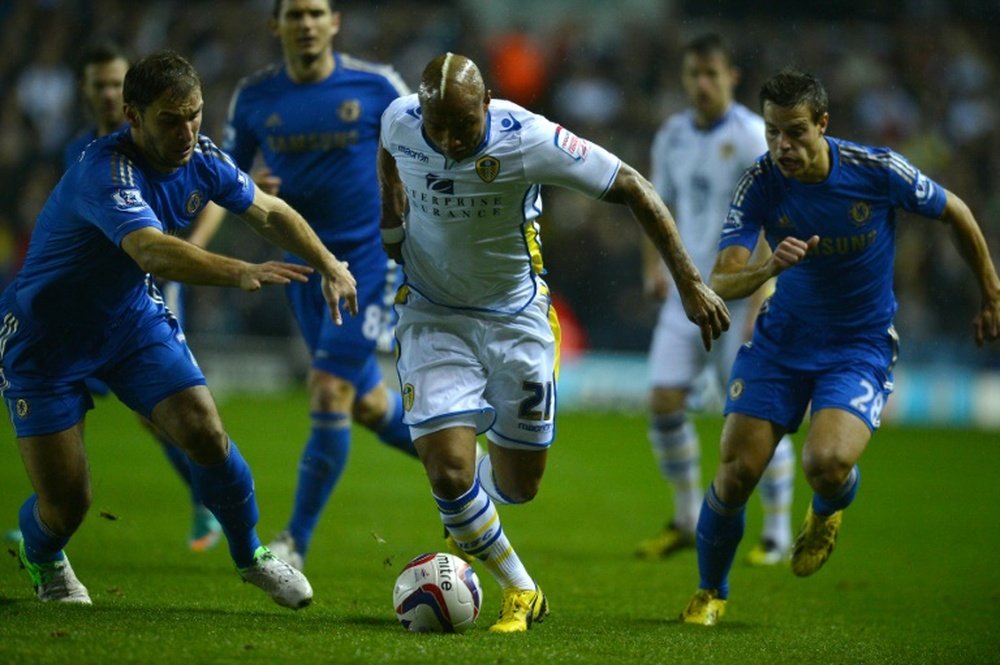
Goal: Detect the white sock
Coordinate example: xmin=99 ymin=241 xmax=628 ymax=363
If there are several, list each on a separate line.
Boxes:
xmin=650 ymin=412 xmax=702 ymax=532
xmin=435 ymin=480 xmax=533 ymax=590
xmin=759 ymin=435 xmax=795 ymax=550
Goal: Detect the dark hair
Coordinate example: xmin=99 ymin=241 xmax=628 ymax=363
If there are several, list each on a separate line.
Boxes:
xmin=272 ymin=0 xmax=334 ymax=18
xmin=682 ymin=33 xmax=735 ymax=66
xmin=759 ymin=67 xmax=828 ymax=121
xmin=123 ymin=50 xmax=201 ymax=111
xmin=77 ymin=42 xmax=129 ymax=79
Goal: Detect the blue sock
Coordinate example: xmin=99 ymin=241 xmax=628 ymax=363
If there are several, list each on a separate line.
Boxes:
xmin=375 ymin=392 xmax=417 ymax=457
xmin=696 ymin=484 xmax=746 ymax=599
xmin=156 ymin=433 xmax=201 ymax=504
xmin=288 ymin=412 xmax=351 ymax=556
xmin=812 ymin=466 xmax=860 ymax=516
xmin=18 ymin=495 xmax=68 ymax=564
xmin=189 ymin=440 xmax=261 ymax=568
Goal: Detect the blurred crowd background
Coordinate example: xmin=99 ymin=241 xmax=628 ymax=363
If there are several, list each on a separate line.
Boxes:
xmin=1 ymin=0 xmax=997 ymax=369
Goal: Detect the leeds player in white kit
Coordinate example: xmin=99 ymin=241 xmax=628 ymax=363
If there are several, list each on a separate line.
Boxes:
xmin=635 ymin=34 xmax=796 ymax=566
xmin=379 ymin=53 xmax=730 ymax=633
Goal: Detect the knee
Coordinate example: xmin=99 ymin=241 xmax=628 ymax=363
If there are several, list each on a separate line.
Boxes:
xmin=309 ymin=373 xmax=355 ymax=413
xmin=352 ymin=388 xmax=388 ymax=430
xmin=496 ymin=475 xmax=540 ymax=504
xmin=714 ymin=456 xmax=762 ymax=505
xmin=425 ymin=458 xmax=475 ymax=501
xmin=173 ymin=405 xmax=228 ymax=463
xmin=801 ymin=447 xmax=853 ymax=493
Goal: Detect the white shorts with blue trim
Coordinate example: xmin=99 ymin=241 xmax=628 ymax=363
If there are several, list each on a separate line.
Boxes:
xmin=395 ymin=286 xmax=559 ymax=450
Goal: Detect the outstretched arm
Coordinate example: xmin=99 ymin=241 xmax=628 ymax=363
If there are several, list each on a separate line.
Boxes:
xmin=238 ymin=187 xmax=358 ymax=324
xmin=939 ymin=189 xmax=1000 ymax=345
xmin=603 ymin=162 xmax=730 ymax=350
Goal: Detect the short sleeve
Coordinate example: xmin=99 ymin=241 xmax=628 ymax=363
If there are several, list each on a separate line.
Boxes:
xmin=78 ymin=174 xmax=162 ymax=247
xmin=886 ymin=150 xmax=947 ymax=219
xmin=718 ymin=166 xmax=767 ymax=252
xmin=201 ymin=137 xmax=255 ymax=213
xmin=521 ymin=116 xmax=621 ymax=199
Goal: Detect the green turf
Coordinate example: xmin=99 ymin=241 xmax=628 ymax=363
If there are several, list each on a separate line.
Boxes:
xmin=1 ymin=391 xmax=998 ymax=664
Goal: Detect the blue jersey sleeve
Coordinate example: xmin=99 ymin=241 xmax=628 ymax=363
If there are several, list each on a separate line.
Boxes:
xmin=718 ymin=166 xmax=767 ymax=252
xmin=886 ymin=150 xmax=947 ymax=219
xmin=199 ymin=136 xmax=256 ymax=213
xmin=78 ymin=172 xmax=163 ymax=247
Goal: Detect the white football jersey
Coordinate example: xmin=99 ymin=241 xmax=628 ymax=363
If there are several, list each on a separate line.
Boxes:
xmin=649 ymin=103 xmax=766 ymax=279
xmin=381 ymin=94 xmax=621 ymax=313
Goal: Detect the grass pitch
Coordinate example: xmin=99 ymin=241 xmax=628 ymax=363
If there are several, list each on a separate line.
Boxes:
xmin=1 ymin=390 xmax=998 ymax=664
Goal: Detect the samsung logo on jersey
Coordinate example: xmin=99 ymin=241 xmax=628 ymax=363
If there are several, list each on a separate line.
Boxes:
xmin=397 ymin=144 xmax=429 ymax=163
xmin=807 ymin=230 xmax=878 ymax=256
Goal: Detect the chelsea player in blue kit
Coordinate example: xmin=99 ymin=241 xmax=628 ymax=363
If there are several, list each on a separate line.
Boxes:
xmin=218 ymin=0 xmax=415 ymax=569
xmin=681 ymin=68 xmax=1000 ymax=625
xmin=64 ymin=43 xmax=224 ymax=553
xmin=1 ymin=51 xmax=357 ymax=607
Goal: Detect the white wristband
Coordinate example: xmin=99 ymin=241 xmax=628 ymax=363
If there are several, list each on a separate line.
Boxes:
xmin=380 ymin=225 xmax=405 ymax=243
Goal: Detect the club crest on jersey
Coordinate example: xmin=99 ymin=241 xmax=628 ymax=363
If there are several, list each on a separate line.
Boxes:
xmin=720 ymin=142 xmax=735 ymax=160
xmin=475 ymin=155 xmax=500 ymax=183
xmin=554 ymin=126 xmax=590 ymax=161
xmin=849 ymin=201 xmax=871 ymax=226
xmin=402 ymin=384 xmax=415 ymax=412
xmin=265 ymin=113 xmax=283 ymax=128
xmin=185 ymin=190 xmax=205 ymax=216
xmin=728 ymin=379 xmax=745 ymax=401
xmin=15 ymin=398 xmax=29 ymax=418
xmin=112 ymin=188 xmax=145 ymax=211
xmin=338 ymin=99 xmax=361 ymax=123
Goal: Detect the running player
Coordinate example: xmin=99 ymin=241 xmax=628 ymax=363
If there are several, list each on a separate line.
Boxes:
xmin=217 ymin=0 xmax=414 ymax=570
xmin=681 ymin=67 xmax=1000 ymax=625
xmin=380 ymin=52 xmax=730 ymax=632
xmin=2 ymin=50 xmax=356 ymax=608
xmin=636 ymin=33 xmax=795 ymax=566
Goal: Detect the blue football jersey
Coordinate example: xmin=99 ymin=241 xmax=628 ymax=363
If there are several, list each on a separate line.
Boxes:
xmin=222 ymin=53 xmax=409 ymax=247
xmin=720 ymin=137 xmax=948 ymax=332
xmin=63 ymin=122 xmax=129 ymax=171
xmin=7 ymin=128 xmax=254 ymax=336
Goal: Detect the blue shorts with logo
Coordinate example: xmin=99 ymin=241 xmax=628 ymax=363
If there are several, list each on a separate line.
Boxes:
xmin=723 ymin=308 xmax=899 ymax=434
xmin=1 ymin=286 xmax=205 ymax=438
xmin=285 ymin=239 xmax=400 ymax=397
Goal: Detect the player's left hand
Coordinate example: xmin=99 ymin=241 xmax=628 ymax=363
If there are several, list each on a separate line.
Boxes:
xmin=321 ymin=260 xmax=358 ymax=326
xmin=973 ymin=297 xmax=1000 ymax=346
xmin=678 ymin=281 xmax=731 ymax=351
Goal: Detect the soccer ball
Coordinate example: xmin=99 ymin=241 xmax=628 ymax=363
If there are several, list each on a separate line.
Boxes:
xmin=393 ymin=552 xmax=482 ymax=633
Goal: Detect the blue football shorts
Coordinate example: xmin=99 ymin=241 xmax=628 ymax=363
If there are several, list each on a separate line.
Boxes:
xmin=2 ymin=300 xmax=205 ymax=438
xmin=723 ymin=325 xmax=898 ymax=434
xmin=285 ymin=240 xmax=400 ymax=396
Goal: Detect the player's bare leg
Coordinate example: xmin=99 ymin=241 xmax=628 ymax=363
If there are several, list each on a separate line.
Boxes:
xmin=791 ymin=409 xmax=868 ymax=577
xmin=417 ymin=427 xmax=547 ymax=633
xmin=16 ymin=422 xmax=92 ymax=604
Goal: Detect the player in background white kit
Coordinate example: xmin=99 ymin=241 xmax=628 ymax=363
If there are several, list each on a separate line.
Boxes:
xmin=635 ymin=34 xmax=795 ymax=566
xmin=379 ymin=53 xmax=730 ymax=633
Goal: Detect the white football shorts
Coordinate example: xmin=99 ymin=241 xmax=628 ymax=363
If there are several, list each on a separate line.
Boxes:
xmin=395 ymin=285 xmax=560 ymax=450
xmin=648 ymin=289 xmax=753 ymax=390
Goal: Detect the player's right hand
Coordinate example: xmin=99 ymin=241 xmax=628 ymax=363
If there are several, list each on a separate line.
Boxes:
xmin=770 ymin=235 xmax=819 ymax=273
xmin=321 ymin=260 xmax=358 ymax=326
xmin=252 ymin=167 xmax=282 ymax=196
xmin=239 ymin=261 xmax=313 ymax=291
xmin=679 ymin=281 xmax=731 ymax=351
